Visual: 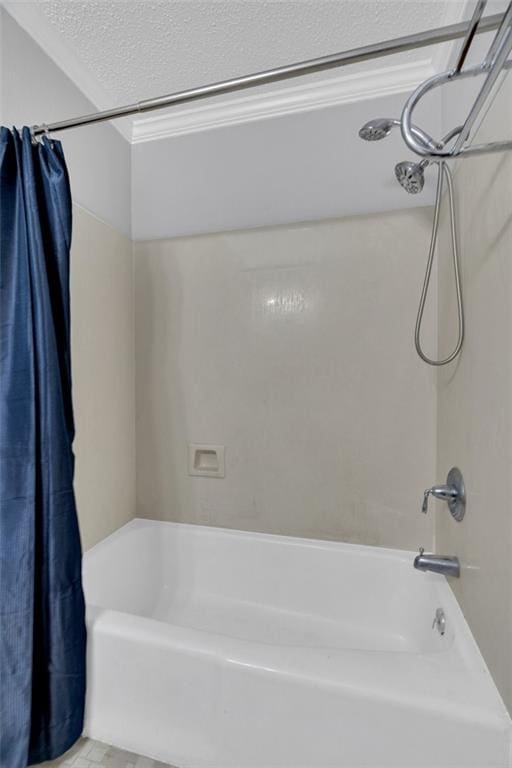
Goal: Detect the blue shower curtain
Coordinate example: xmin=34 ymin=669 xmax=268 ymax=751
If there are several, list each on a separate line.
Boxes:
xmin=0 ymin=127 xmax=86 ymax=767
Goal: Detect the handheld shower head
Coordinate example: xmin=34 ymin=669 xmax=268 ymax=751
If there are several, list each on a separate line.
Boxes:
xmin=358 ymin=118 xmax=397 ymax=141
xmin=358 ymin=118 xmax=439 ymax=152
xmin=394 ymin=159 xmax=429 ymax=194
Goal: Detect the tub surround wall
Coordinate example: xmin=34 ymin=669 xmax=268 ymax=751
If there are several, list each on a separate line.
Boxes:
xmin=134 ymin=208 xmax=437 ymax=550
xmin=71 ymin=206 xmax=136 ymax=551
xmin=436 ymin=76 xmax=512 ymax=713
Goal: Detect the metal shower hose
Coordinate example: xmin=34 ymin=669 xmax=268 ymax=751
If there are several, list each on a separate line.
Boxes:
xmin=414 ymin=161 xmax=465 ymax=366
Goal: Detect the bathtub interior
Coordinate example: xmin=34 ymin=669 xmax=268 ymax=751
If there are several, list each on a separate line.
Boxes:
xmin=84 ymin=518 xmax=453 ymax=652
xmin=83 ymin=519 xmax=512 ymax=768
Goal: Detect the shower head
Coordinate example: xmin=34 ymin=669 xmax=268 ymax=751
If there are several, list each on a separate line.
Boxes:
xmin=394 ymin=159 xmax=429 ymax=194
xmin=358 ymin=118 xmax=398 ymax=142
xmin=359 ymin=118 xmax=439 ymax=153
xmin=359 ymin=118 xmax=434 ymax=194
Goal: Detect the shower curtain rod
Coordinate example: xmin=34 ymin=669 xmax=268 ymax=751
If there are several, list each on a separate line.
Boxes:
xmin=31 ymin=11 xmax=505 ymax=137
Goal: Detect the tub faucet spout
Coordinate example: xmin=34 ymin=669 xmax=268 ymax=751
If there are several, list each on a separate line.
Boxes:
xmin=414 ymin=548 xmax=460 ymax=578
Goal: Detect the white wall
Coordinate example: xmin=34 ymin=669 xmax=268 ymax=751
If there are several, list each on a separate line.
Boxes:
xmin=0 ymin=9 xmax=131 ymax=237
xmin=134 ymin=208 xmax=437 ymax=550
xmin=131 ymin=92 xmax=442 ymax=241
xmin=436 ymin=75 xmax=512 ymax=713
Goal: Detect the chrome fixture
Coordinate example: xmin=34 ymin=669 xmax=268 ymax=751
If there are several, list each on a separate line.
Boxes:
xmin=357 ymin=1 xmax=512 ymax=165
xmin=358 ymin=119 xmax=439 ymax=150
xmin=414 ymin=548 xmax=461 ymax=578
xmin=432 ymin=607 xmax=446 ymax=636
xmin=422 ymin=467 xmax=466 ymax=521
xmin=394 ymin=159 xmax=429 ymax=194
xmin=29 ymin=5 xmax=507 ymax=139
xmin=358 ymin=120 xmax=465 ymax=366
xmin=401 ymin=0 xmax=512 ymax=160
xmin=358 ymin=118 xmax=395 ymax=142
xmin=415 ymin=161 xmax=464 ymax=366
xmin=357 ymin=0 xmax=512 ymax=367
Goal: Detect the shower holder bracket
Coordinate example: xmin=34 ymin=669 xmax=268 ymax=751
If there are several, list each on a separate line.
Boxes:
xmin=401 ymin=0 xmax=512 ymax=160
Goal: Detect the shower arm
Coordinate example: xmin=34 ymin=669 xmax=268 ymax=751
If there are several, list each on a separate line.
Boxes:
xmin=386 ymin=121 xmax=442 ymax=152
xmin=29 ymin=8 xmax=507 ymax=140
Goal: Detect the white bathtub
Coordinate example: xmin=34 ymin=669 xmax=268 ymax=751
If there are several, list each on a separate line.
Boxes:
xmin=83 ymin=519 xmax=511 ymax=767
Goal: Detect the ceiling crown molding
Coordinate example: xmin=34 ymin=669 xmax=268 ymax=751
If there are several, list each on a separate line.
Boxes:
xmin=131 ymin=60 xmax=436 ymax=144
xmin=3 ymin=0 xmax=464 ymax=146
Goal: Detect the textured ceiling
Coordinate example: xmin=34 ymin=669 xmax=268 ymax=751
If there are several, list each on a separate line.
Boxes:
xmin=27 ymin=0 xmax=468 ymax=104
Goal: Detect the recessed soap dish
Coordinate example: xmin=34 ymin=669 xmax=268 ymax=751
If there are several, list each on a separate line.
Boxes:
xmin=188 ymin=444 xmax=225 ymax=478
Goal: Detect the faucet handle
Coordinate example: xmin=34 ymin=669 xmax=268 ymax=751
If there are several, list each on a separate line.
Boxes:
xmin=420 ymin=468 xmax=466 ymax=521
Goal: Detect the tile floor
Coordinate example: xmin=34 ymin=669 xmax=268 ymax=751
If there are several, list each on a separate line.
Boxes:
xmin=41 ymin=738 xmax=177 ymax=768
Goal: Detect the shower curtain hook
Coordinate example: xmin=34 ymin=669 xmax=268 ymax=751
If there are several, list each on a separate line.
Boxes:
xmin=30 ymin=124 xmax=53 ymax=147
xmin=42 ymin=124 xmax=54 ymax=148
xmin=30 ymin=125 xmax=40 ymax=146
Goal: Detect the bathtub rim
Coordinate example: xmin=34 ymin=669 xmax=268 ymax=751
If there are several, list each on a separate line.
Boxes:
xmin=84 ymin=515 xmax=426 ymax=562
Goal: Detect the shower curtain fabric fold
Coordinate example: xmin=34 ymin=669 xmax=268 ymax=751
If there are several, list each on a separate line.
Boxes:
xmin=0 ymin=127 xmax=86 ymax=768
